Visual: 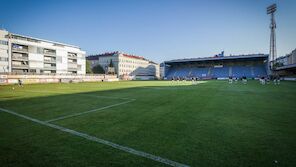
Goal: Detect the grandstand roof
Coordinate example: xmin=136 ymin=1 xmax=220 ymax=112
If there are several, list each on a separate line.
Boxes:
xmin=164 ymin=54 xmax=268 ymax=64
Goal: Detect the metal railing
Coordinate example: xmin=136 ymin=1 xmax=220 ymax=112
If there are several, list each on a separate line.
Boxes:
xmin=12 ymin=48 xmax=28 ymax=52
xmin=12 ymin=64 xmax=29 ymax=69
xmin=68 ymin=56 xmax=77 ymax=59
xmin=12 ymin=56 xmax=29 ymax=61
xmin=44 ymin=59 xmax=56 ymax=63
xmin=43 ymin=50 xmax=56 ymax=56
xmin=43 ymin=66 xmax=56 ymax=70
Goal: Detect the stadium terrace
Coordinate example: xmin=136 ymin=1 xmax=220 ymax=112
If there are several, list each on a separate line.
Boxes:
xmin=164 ymin=54 xmax=269 ymax=79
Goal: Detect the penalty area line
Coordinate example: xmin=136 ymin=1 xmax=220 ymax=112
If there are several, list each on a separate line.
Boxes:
xmin=45 ymin=99 xmax=136 ymax=123
xmin=0 ymin=107 xmax=190 ymax=167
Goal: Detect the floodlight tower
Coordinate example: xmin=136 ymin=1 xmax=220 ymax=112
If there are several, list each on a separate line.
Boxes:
xmin=267 ymin=4 xmax=277 ymax=73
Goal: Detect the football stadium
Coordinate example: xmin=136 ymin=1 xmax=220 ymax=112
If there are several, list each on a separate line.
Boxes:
xmin=0 ymin=1 xmax=296 ymax=167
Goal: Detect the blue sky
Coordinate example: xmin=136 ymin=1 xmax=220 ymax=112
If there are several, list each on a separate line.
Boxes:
xmin=0 ymin=0 xmax=295 ymax=63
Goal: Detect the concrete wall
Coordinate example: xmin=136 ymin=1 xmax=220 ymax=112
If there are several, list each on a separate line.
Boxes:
xmin=0 ymin=30 xmax=9 ymax=72
xmin=28 ymin=53 xmax=44 ymax=69
xmin=0 ymin=74 xmax=118 ymax=85
xmin=56 ymin=50 xmax=68 ymax=73
xmin=77 ymin=53 xmax=86 ymax=74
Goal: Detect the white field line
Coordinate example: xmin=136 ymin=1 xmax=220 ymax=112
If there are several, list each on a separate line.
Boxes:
xmin=45 ymin=99 xmax=135 ymax=123
xmin=141 ymin=86 xmax=194 ymax=90
xmin=0 ymin=108 xmax=190 ymax=167
xmin=81 ymin=94 xmax=134 ymax=100
xmin=18 ymin=90 xmax=135 ymax=100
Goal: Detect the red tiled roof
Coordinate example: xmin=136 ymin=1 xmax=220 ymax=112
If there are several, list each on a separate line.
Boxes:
xmin=122 ymin=54 xmax=146 ymax=61
xmin=87 ymin=51 xmax=119 ymax=60
xmin=87 ymin=51 xmax=157 ymax=64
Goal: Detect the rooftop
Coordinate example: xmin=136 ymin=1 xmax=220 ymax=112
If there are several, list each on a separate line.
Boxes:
xmin=87 ymin=51 xmax=157 ymax=64
xmin=9 ymin=32 xmax=81 ymax=49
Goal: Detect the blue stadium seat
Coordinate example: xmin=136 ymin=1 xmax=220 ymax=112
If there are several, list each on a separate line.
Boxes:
xmin=165 ymin=64 xmax=267 ymax=79
xmin=253 ymin=65 xmax=267 ymax=77
xmin=212 ymin=66 xmax=229 ymax=78
xmin=232 ymin=66 xmax=252 ymax=78
xmin=191 ymin=67 xmax=209 ymax=78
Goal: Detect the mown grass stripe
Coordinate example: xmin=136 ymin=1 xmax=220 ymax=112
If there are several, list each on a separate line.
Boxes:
xmin=0 ymin=107 xmax=190 ymax=167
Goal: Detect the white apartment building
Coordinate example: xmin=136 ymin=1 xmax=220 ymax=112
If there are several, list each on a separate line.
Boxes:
xmin=276 ymin=48 xmax=296 ymax=66
xmin=87 ymin=52 xmax=160 ymax=79
xmin=0 ymin=29 xmax=86 ymax=74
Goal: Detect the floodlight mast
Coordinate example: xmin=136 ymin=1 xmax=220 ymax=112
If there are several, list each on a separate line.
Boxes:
xmin=267 ymin=4 xmax=277 ymax=74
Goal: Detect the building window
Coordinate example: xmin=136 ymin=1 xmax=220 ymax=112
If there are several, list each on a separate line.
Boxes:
xmin=0 ymin=40 xmax=8 ymax=45
xmin=0 ymin=57 xmax=8 ymax=61
xmin=37 ymin=47 xmax=43 ymax=54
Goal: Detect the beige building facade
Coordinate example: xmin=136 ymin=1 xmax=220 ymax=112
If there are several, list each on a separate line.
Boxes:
xmin=87 ymin=52 xmax=159 ymax=79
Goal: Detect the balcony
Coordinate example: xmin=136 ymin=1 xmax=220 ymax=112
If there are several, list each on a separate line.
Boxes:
xmin=12 ymin=55 xmax=29 ymax=61
xmin=43 ymin=66 xmax=56 ymax=70
xmin=12 ymin=64 xmax=29 ymax=69
xmin=68 ymin=62 xmax=77 ymax=69
xmin=12 ymin=47 xmax=28 ymax=53
xmin=68 ymin=61 xmax=77 ymax=64
xmin=42 ymin=70 xmax=56 ymax=74
xmin=68 ymin=52 xmax=77 ymax=59
xmin=44 ymin=58 xmax=56 ymax=64
xmin=43 ymin=49 xmax=56 ymax=56
xmin=44 ymin=63 xmax=56 ymax=70
xmin=68 ymin=56 xmax=77 ymax=60
xmin=68 ymin=68 xmax=77 ymax=72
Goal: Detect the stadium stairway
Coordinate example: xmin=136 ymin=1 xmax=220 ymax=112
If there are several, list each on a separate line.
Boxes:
xmin=208 ymin=67 xmax=212 ymax=76
xmin=229 ymin=67 xmax=232 ymax=77
xmin=251 ymin=66 xmax=256 ymax=77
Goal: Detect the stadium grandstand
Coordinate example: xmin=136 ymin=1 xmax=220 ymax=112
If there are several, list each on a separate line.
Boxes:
xmin=164 ymin=53 xmax=268 ymax=80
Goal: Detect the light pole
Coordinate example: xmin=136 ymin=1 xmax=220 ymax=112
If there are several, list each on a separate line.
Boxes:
xmin=267 ymin=4 xmax=277 ymax=75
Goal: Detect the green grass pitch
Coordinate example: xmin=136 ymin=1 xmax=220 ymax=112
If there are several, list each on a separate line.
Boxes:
xmin=0 ymin=80 xmax=295 ymax=167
